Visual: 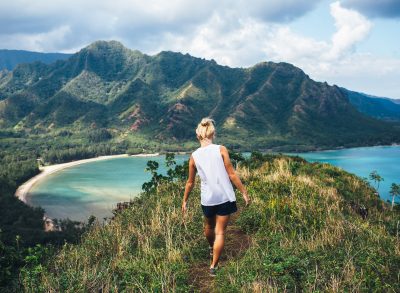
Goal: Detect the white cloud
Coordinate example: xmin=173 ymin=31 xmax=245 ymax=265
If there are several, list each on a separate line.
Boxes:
xmin=0 ymin=0 xmax=317 ymax=44
xmin=0 ymin=0 xmax=399 ymax=97
xmin=0 ymin=25 xmax=72 ymax=52
xmin=327 ymin=1 xmax=372 ymax=60
xmin=158 ymin=14 xmax=270 ymax=66
xmin=157 ymin=2 xmax=372 ymax=66
xmin=153 ymin=1 xmax=400 ymax=98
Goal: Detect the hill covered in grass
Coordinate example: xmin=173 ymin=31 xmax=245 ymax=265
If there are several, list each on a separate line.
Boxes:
xmin=1 ymin=40 xmax=399 ymax=151
xmin=20 ymin=153 xmax=400 ymax=292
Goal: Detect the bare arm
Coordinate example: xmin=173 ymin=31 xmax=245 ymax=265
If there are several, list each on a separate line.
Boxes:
xmin=220 ymin=146 xmax=250 ymax=205
xmin=182 ymin=156 xmax=196 ymax=214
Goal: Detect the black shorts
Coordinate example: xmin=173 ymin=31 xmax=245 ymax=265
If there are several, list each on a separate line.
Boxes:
xmin=201 ymin=201 xmax=238 ymax=218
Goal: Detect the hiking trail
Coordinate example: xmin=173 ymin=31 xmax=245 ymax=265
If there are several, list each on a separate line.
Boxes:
xmin=188 ymin=211 xmax=252 ymax=292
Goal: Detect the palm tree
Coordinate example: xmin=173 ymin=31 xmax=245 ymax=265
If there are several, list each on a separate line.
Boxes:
xmin=389 ymin=183 xmax=400 ymax=211
xmin=369 ymin=170 xmax=384 ymax=191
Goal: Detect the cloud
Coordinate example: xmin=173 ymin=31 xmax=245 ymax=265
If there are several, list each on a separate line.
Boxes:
xmin=155 ymin=1 xmax=400 ymax=98
xmin=0 ymin=0 xmax=217 ymax=51
xmin=260 ymin=2 xmax=373 ymax=63
xmin=0 ymin=0 xmax=399 ymax=97
xmin=0 ymin=0 xmax=320 ymax=52
xmin=259 ymin=2 xmax=399 ymax=98
xmin=317 ymin=54 xmax=400 ymax=98
xmin=231 ymin=0 xmax=321 ymax=23
xmin=161 ymin=2 xmax=372 ymax=66
xmin=0 ymin=26 xmax=72 ymax=52
xmin=326 ymin=1 xmax=372 ymax=60
xmin=342 ymin=0 xmax=400 ymax=18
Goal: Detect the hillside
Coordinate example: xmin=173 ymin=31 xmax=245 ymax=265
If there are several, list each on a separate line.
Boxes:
xmin=0 ymin=40 xmax=399 ymax=151
xmin=0 ymin=49 xmax=71 ymax=71
xmin=342 ymin=88 xmax=400 ymax=122
xmin=20 ymin=154 xmax=400 ymax=292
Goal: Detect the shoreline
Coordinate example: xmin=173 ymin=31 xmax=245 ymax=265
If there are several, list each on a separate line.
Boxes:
xmin=14 ymin=152 xmax=160 ymax=204
xmin=261 ymin=143 xmax=400 ymax=154
xmin=14 ymin=144 xmax=399 ymax=204
xmin=283 ymin=144 xmax=400 ymax=155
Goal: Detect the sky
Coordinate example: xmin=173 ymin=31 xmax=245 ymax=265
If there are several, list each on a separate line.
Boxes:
xmin=0 ymin=0 xmax=399 ymax=98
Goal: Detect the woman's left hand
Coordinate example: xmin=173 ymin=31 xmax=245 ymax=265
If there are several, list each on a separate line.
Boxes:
xmin=181 ymin=201 xmax=187 ymax=214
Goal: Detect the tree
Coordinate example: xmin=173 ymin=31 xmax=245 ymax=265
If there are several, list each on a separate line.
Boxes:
xmin=369 ymin=170 xmax=384 ymax=191
xmin=142 ymin=160 xmax=165 ymax=193
xmin=389 ymin=183 xmax=400 ymax=211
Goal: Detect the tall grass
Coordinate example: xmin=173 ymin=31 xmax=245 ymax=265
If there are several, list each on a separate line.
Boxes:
xmin=21 ymin=181 xmax=205 ymax=292
xmin=21 ymin=154 xmax=400 ymax=292
xmin=218 ymin=157 xmax=400 ymax=292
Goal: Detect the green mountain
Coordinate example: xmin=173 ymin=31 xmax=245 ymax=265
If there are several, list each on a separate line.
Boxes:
xmin=0 ymin=40 xmax=399 ymax=150
xmin=342 ymin=88 xmax=400 ymax=122
xmin=0 ymin=49 xmax=71 ymax=71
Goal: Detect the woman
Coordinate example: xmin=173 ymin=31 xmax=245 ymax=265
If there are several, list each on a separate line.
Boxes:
xmin=181 ymin=117 xmax=250 ymax=277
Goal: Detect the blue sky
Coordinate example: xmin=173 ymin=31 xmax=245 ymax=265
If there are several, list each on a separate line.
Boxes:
xmin=0 ymin=0 xmax=399 ymax=98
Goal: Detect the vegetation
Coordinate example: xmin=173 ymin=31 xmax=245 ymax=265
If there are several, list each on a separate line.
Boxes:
xmin=18 ymin=153 xmax=400 ymax=292
xmin=390 ymin=183 xmax=400 ymax=210
xmin=369 ymin=170 xmax=384 ymax=191
xmin=0 ymin=142 xmax=95 ymax=291
xmin=1 ymin=41 xmax=400 ymax=152
xmin=1 ymin=40 xmax=399 ymax=291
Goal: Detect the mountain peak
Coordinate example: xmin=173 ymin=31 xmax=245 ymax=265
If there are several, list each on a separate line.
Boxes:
xmin=80 ymin=40 xmax=144 ymax=58
xmin=85 ymin=40 xmax=128 ymax=52
xmin=0 ymin=40 xmax=399 ymax=148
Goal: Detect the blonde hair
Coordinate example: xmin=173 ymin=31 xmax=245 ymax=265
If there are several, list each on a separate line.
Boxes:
xmin=196 ymin=117 xmax=216 ymax=140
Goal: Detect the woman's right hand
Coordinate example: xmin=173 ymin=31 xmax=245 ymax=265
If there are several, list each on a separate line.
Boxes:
xmin=243 ymin=192 xmax=250 ymax=206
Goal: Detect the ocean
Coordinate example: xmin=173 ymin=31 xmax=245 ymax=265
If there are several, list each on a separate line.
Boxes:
xmin=27 ymin=146 xmax=399 ymax=221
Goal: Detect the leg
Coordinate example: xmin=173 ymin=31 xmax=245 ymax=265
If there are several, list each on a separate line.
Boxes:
xmin=204 ymin=216 xmax=216 ymax=247
xmin=211 ymin=215 xmax=230 ymax=268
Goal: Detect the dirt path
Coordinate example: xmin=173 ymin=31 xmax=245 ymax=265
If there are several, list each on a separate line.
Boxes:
xmin=188 ymin=212 xmax=252 ymax=292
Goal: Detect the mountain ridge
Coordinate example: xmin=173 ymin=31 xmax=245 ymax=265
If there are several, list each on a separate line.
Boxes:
xmin=0 ymin=40 xmax=399 ymax=150
xmin=342 ymin=88 xmax=400 ymax=122
xmin=0 ymin=49 xmax=72 ymax=71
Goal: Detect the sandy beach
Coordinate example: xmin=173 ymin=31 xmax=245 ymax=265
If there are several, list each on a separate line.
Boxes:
xmin=15 ymin=153 xmax=160 ymax=204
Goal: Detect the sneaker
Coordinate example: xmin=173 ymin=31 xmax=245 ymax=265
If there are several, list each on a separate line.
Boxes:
xmin=209 ymin=266 xmax=218 ymax=277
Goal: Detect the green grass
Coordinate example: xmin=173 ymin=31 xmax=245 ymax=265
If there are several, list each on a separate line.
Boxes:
xmin=20 ymin=154 xmax=400 ymax=292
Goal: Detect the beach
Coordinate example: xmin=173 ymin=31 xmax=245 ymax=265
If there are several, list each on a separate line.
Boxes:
xmin=14 ymin=153 xmax=160 ymax=204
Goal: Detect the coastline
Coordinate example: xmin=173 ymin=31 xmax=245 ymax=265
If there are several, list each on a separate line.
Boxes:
xmin=14 ymin=153 xmax=160 ymax=204
xmin=262 ymin=142 xmax=400 ymax=154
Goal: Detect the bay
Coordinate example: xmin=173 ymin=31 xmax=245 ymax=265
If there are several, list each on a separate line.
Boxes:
xmin=28 ymin=155 xmax=188 ymax=221
xmin=27 ymin=146 xmax=400 ymax=222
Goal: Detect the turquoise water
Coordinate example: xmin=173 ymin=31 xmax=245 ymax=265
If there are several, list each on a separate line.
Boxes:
xmin=28 ymin=146 xmax=400 ymax=221
xmin=28 ymin=155 xmax=188 ymax=221
xmin=290 ymin=146 xmax=400 ymax=204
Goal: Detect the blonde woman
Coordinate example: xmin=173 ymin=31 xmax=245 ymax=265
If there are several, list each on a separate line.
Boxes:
xmin=182 ymin=117 xmax=250 ymax=276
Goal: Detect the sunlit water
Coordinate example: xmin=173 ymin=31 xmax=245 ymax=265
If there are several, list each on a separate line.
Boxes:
xmin=289 ymin=146 xmax=400 ymax=204
xmin=28 ymin=155 xmax=188 ymax=221
xmin=27 ymin=146 xmax=399 ymax=221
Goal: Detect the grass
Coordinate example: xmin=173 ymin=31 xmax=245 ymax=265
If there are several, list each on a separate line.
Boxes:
xmin=20 ymin=154 xmax=400 ymax=292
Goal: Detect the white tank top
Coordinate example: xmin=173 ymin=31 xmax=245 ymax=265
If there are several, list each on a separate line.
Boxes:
xmin=191 ymin=144 xmax=236 ymax=206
